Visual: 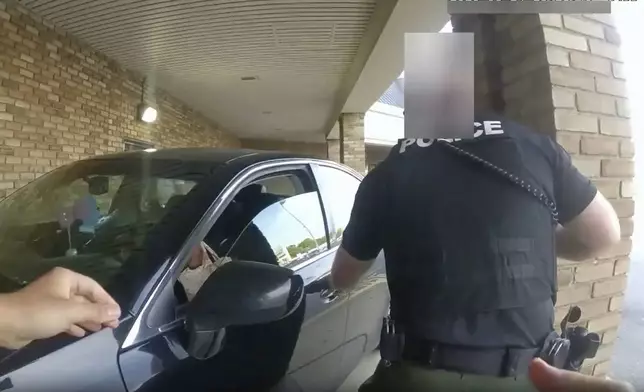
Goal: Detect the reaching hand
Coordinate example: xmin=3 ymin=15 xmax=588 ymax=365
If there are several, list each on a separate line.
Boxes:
xmin=529 ymin=358 xmax=635 ymax=392
xmin=0 ymin=267 xmax=121 ymax=349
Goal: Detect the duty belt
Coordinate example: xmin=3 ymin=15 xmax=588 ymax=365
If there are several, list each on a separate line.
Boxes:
xmin=402 ymin=336 xmax=539 ymax=377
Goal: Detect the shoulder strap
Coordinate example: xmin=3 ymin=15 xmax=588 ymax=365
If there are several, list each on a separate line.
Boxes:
xmin=436 ymin=140 xmax=559 ymax=224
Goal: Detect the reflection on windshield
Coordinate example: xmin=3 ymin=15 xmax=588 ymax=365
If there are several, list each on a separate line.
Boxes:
xmin=0 ymin=158 xmax=197 ymax=296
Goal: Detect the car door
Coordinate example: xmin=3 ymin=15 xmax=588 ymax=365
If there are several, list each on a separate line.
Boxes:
xmin=117 ymin=162 xmax=350 ymax=392
xmin=311 ymin=162 xmax=390 ymax=381
xmin=239 ymin=170 xmax=352 ymax=392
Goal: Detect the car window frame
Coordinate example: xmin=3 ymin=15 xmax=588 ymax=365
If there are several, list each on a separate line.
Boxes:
xmin=123 ymin=159 xmax=337 ymax=350
xmin=310 ymin=163 xmax=364 ymax=250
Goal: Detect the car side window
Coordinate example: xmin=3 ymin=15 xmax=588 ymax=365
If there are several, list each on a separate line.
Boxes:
xmin=176 ymin=171 xmax=329 ymax=303
xmin=313 ymin=165 xmax=360 ymax=248
xmin=223 ymin=174 xmax=328 ymax=269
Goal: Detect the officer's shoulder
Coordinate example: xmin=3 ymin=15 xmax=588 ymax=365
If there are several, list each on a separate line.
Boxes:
xmin=478 ymin=114 xmax=554 ymax=150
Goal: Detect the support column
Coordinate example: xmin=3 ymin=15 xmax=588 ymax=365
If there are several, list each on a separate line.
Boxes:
xmin=452 ymin=13 xmax=633 ymax=377
xmin=326 ymin=113 xmax=366 ymax=174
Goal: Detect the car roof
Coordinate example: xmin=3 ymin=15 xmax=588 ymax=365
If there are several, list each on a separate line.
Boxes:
xmin=86 ymin=147 xmax=313 ymax=166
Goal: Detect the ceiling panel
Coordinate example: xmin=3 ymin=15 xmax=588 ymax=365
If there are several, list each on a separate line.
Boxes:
xmin=19 ymin=0 xmax=379 ymax=140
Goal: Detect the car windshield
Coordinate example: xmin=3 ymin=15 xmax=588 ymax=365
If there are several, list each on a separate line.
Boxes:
xmin=0 ymin=156 xmax=211 ymax=297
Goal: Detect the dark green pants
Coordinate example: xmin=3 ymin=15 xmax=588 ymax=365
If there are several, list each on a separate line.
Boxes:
xmin=358 ymin=361 xmax=539 ymax=392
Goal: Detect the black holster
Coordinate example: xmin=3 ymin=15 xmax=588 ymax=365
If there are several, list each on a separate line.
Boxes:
xmin=379 ymin=316 xmax=405 ymax=365
xmin=539 ymin=329 xmax=600 ymax=371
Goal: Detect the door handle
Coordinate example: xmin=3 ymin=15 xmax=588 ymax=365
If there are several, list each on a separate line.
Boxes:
xmin=320 ymin=288 xmax=340 ymax=303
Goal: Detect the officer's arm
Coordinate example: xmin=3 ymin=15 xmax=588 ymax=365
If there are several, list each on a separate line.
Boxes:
xmin=551 ymin=142 xmax=620 ymax=261
xmin=331 ymin=169 xmax=385 ymax=291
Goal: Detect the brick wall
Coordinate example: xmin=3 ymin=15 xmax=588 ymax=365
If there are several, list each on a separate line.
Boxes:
xmin=0 ymin=1 xmax=240 ymax=197
xmin=453 ymin=13 xmax=633 ymax=376
xmin=240 ymin=138 xmax=327 ymax=158
xmin=326 ymin=113 xmax=366 ymax=174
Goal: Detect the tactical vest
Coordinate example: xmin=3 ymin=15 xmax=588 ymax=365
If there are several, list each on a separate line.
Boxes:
xmin=384 ymin=132 xmax=557 ymax=330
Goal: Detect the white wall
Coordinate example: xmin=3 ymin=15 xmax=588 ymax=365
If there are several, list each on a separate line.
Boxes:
xmin=364 ymin=102 xmax=404 ymax=146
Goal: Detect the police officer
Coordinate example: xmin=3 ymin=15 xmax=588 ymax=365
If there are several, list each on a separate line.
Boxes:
xmin=328 ymin=113 xmax=622 ymax=390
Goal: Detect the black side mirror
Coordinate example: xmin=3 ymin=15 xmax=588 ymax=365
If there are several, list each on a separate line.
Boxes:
xmin=184 ymin=260 xmax=304 ymax=360
xmin=86 ymin=176 xmax=109 ymax=196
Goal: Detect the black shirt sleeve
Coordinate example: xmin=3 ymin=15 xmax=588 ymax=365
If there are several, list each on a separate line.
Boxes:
xmin=341 ymin=165 xmax=387 ymax=261
xmin=548 ymin=139 xmax=598 ymax=225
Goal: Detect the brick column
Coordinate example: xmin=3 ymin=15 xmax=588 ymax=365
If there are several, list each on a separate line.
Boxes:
xmin=326 ymin=113 xmax=366 ymax=174
xmin=453 ymin=13 xmax=633 ymax=376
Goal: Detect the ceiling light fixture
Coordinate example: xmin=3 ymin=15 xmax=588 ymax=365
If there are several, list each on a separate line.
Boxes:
xmin=138 ymin=103 xmax=158 ymax=123
xmin=138 ymin=77 xmax=158 ymax=123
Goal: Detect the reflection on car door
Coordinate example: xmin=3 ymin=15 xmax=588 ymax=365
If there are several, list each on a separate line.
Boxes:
xmin=311 ymin=163 xmax=390 ymax=381
xmin=236 ymin=171 xmax=352 ymax=391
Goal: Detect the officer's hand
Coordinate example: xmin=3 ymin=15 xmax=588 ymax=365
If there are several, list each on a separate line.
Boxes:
xmin=0 ymin=267 xmax=121 ymax=350
xmin=529 ymin=358 xmax=635 ymax=392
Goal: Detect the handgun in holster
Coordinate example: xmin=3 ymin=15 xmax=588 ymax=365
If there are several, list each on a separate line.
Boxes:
xmin=379 ymin=315 xmax=405 ymax=366
xmin=540 ymin=306 xmax=601 ymax=371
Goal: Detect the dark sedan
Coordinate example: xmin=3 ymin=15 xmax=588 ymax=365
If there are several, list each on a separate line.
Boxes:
xmin=0 ymin=148 xmax=389 ymax=392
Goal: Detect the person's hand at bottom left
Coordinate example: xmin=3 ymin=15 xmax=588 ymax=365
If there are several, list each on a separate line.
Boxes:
xmin=0 ymin=267 xmax=121 ymax=350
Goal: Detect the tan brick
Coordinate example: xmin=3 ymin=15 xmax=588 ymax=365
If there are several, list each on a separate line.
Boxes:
xmin=544 ymin=28 xmax=588 ymax=51
xmin=614 ymin=258 xmax=630 ymax=276
xmin=552 ymin=87 xmax=575 ymax=108
xmin=599 ymin=117 xmax=631 ymax=137
xmin=576 ymin=92 xmax=615 ymax=115
xmin=593 ymin=275 xmax=628 ymax=298
xmin=558 ymin=268 xmax=574 ymax=287
xmin=540 ymin=14 xmax=563 ymax=28
xmin=602 ymin=328 xmax=619 ymax=344
xmin=593 ymin=179 xmax=620 ymax=198
xmin=570 ymin=52 xmax=611 ymax=75
xmin=575 ymin=262 xmax=615 ymax=283
xmin=580 ymin=137 xmax=618 ymax=156
xmin=616 ymin=99 xmax=630 ymax=118
xmin=589 ymin=39 xmax=622 ymax=61
xmin=563 ymin=16 xmax=604 ymax=38
xmin=550 ymin=66 xmax=595 ymax=90
xmin=601 ymin=159 xmax=634 ymax=177
xmin=620 ymin=180 xmax=634 ymax=198
xmin=596 ymin=77 xmax=627 ymax=97
xmin=572 ymin=157 xmax=601 ymax=177
xmin=619 ymin=218 xmax=634 ymax=237
xmin=556 ymin=133 xmax=580 ymax=154
xmin=612 ymin=62 xmax=626 ymax=80
xmin=554 ymin=109 xmax=598 ymax=133
xmin=588 ymin=312 xmax=621 ymax=332
xmin=558 ymin=283 xmax=592 ymax=306
xmin=583 ymin=14 xmax=615 ymax=27
xmin=546 ymin=46 xmax=570 ymax=67
xmin=609 ymin=199 xmax=634 ymax=218
xmin=619 ymin=140 xmax=634 ymax=158
xmin=609 ymin=295 xmax=624 ymax=312
xmin=577 ymin=298 xmax=611 ymax=321
xmin=597 ymin=238 xmax=631 ymax=259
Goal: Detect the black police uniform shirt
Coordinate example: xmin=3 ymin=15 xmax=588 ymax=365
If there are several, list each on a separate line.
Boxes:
xmin=341 ymin=114 xmax=598 ymax=349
